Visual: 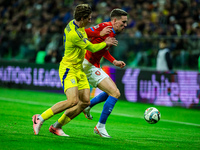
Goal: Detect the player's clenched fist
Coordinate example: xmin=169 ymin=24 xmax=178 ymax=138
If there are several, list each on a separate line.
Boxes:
xmin=104 ymin=37 xmax=118 ymax=46
xmin=100 ymin=26 xmax=113 ymax=36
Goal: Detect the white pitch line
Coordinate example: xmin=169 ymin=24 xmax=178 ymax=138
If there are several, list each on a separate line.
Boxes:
xmin=0 ymin=97 xmax=53 ymax=107
xmin=0 ymin=97 xmax=200 ymax=127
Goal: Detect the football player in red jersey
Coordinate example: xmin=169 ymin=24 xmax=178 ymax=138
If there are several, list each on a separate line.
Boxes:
xmin=82 ymin=8 xmax=128 ymax=138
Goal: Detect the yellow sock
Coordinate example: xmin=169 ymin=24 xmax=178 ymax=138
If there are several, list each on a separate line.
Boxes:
xmin=58 ymin=113 xmax=71 ymax=126
xmin=40 ymin=108 xmax=54 ymax=120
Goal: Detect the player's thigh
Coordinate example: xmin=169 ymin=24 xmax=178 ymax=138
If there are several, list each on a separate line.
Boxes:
xmin=77 ymin=71 xmax=90 ymax=91
xmin=77 ymin=72 xmax=90 ymax=105
xmin=84 ymin=64 xmax=109 ymax=88
xmin=65 ymin=86 xmax=79 ymax=105
xmin=63 ymin=72 xmax=90 ymax=106
xmin=97 ymin=77 xmax=120 ymax=98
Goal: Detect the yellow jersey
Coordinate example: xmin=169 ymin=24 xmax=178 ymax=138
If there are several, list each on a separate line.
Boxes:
xmin=59 ymin=19 xmax=107 ymax=91
xmin=61 ymin=20 xmax=106 ymax=69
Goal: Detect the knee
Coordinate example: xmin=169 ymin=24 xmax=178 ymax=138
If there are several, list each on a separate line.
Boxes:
xmin=83 ymin=99 xmax=90 ymax=108
xmin=111 ymin=89 xmax=121 ymax=99
xmin=80 ymin=98 xmax=90 ymax=109
xmin=115 ymin=89 xmax=121 ymax=98
xmin=68 ymin=98 xmax=79 ymax=107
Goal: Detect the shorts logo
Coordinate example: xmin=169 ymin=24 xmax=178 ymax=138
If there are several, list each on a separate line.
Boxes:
xmin=71 ymin=79 xmax=76 ymax=84
xmin=95 ymin=71 xmax=101 ymax=75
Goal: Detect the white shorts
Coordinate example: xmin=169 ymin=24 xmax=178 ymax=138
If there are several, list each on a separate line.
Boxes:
xmin=83 ymin=59 xmax=109 ymax=88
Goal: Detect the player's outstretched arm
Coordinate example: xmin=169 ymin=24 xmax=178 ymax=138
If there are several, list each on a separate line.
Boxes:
xmin=86 ymin=37 xmax=118 ymax=53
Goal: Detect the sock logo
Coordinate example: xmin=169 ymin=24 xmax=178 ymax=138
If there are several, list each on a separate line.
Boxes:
xmin=109 ymin=108 xmax=113 ymax=112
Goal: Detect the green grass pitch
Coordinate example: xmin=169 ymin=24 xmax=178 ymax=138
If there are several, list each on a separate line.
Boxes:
xmin=0 ymin=87 xmax=200 ymax=150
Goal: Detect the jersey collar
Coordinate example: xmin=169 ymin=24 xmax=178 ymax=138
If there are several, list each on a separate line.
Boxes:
xmin=112 ymin=28 xmax=116 ymax=34
xmin=73 ymin=20 xmax=79 ymax=28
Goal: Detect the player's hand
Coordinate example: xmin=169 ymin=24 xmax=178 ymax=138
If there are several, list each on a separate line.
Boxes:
xmin=104 ymin=37 xmax=118 ymax=46
xmin=113 ymin=60 xmax=126 ymax=68
xmin=100 ymin=26 xmax=112 ymax=36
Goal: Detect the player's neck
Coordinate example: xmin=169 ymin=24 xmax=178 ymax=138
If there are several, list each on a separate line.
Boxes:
xmin=111 ymin=21 xmax=116 ymax=32
xmin=74 ymin=20 xmax=84 ymax=28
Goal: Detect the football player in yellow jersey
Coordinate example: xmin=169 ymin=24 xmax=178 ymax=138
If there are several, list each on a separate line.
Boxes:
xmin=32 ymin=4 xmax=118 ymax=136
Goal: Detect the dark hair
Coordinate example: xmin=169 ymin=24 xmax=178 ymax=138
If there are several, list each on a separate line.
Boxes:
xmin=74 ymin=4 xmax=92 ymax=21
xmin=110 ymin=9 xmax=128 ymax=20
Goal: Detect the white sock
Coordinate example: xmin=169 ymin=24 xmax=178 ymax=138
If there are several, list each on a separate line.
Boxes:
xmin=97 ymin=122 xmax=105 ymax=128
xmin=53 ymin=121 xmax=62 ymax=128
xmin=38 ymin=115 xmax=45 ymax=123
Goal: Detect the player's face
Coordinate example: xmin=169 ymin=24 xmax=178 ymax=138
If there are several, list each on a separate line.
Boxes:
xmin=82 ymin=14 xmax=92 ymax=27
xmin=114 ymin=16 xmax=128 ymax=33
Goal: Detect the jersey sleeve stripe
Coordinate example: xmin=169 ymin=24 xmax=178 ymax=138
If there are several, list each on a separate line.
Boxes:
xmin=75 ymin=30 xmax=83 ymax=39
xmin=90 ymin=27 xmax=94 ymax=31
xmin=75 ymin=29 xmax=83 ymax=39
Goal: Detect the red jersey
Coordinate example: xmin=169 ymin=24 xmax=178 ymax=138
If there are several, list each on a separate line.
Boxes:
xmin=85 ymin=22 xmax=116 ymax=68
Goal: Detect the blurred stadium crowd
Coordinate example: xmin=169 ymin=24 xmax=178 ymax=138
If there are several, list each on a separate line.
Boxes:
xmin=0 ymin=0 xmax=199 ymax=70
